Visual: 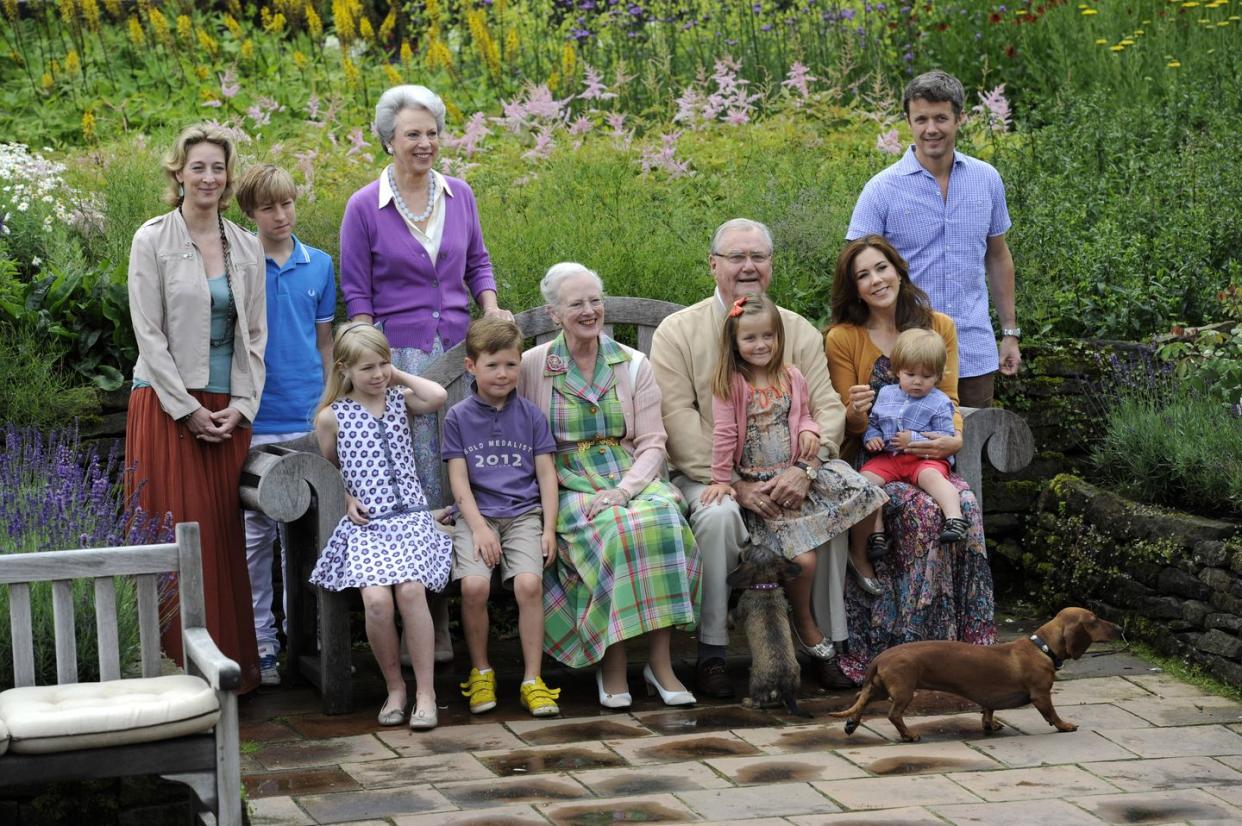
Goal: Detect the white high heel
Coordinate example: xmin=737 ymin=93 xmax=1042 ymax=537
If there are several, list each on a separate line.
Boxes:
xmin=643 ymin=664 xmax=696 ymax=706
xmin=596 ymin=667 xmax=632 ymax=709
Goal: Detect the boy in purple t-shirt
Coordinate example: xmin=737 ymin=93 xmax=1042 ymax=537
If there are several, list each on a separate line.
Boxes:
xmin=442 ymin=318 xmax=561 ymax=717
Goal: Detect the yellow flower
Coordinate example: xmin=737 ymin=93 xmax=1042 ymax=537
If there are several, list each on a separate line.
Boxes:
xmin=1219 ymin=19 xmax=1231 ymax=24
xmin=2 ymin=0 xmax=17 ymax=23
xmin=148 ymin=7 xmax=172 ymax=47
xmin=57 ymin=0 xmax=76 ymax=27
xmin=81 ymin=111 xmax=96 ymax=142
xmin=1120 ymin=38 xmax=1135 ymax=45
xmin=224 ymin=14 xmax=243 ymax=39
xmin=383 ymin=63 xmax=402 ymax=86
xmin=177 ymin=14 xmax=192 ymax=43
xmin=103 ymin=0 xmax=121 ymax=19
xmin=425 ymin=34 xmax=453 ymax=72
xmin=40 ymin=72 xmax=54 ymax=90
xmin=80 ymin=0 xmax=100 ymax=32
xmin=379 ymin=9 xmax=396 ymax=43
xmin=332 ymin=0 xmax=355 ymax=43
xmin=265 ymin=11 xmax=286 ymax=33
xmin=1134 ymin=29 xmax=1144 ymax=35
xmin=241 ymin=39 xmax=255 ymax=61
xmin=547 ymin=70 xmax=560 ymax=93
xmin=425 ymin=0 xmax=442 ymax=27
xmin=358 ymin=16 xmax=374 ymax=42
xmin=466 ymin=9 xmax=499 ymax=77
xmin=127 ymin=15 xmax=145 ymax=47
xmin=400 ymin=41 xmax=414 ymax=66
xmin=561 ymin=41 xmax=576 ymax=82
xmin=1167 ymin=60 xmax=1181 ymax=67
xmin=195 ymin=64 xmax=210 ymax=81
xmin=342 ymin=54 xmax=361 ymax=87
xmin=305 ymin=4 xmax=323 ymax=39
xmin=260 ymin=6 xmax=272 ymax=29
xmin=197 ymin=29 xmax=219 ymax=57
xmin=293 ymin=50 xmax=308 ymax=70
xmin=1095 ymin=38 xmax=1108 ymax=44
xmin=1081 ymin=8 xmax=1098 ymax=14
xmin=1181 ymin=1 xmax=1200 ymax=6
xmin=504 ymin=28 xmax=519 ymax=63
xmin=1111 ymin=44 xmax=1125 ymax=51
xmin=65 ymin=49 xmax=80 ymax=75
xmin=445 ymin=98 xmax=463 ymax=123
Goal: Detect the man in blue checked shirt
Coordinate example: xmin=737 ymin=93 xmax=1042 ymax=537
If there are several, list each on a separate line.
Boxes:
xmin=847 ymin=69 xmax=1021 ymax=408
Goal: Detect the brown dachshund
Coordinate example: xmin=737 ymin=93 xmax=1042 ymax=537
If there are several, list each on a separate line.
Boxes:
xmin=831 ymin=607 xmax=1122 ymax=742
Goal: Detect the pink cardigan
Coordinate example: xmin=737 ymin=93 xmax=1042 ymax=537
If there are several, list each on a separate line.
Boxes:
xmin=518 ymin=337 xmax=669 ymax=499
xmin=710 ymin=366 xmax=820 ymax=485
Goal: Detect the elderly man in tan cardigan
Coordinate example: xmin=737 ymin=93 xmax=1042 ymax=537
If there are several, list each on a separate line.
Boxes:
xmin=650 ymin=218 xmax=860 ymax=696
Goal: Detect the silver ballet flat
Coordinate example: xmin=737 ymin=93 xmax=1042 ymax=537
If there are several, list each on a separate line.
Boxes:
xmin=847 ymin=556 xmax=884 ymax=596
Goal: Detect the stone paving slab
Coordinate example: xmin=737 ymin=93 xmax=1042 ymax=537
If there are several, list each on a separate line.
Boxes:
xmin=1204 ymin=783 xmax=1242 ymax=806
xmin=1082 ymin=755 xmax=1242 ymax=791
xmin=1095 ymin=724 xmax=1242 ymax=758
xmin=246 ymin=795 xmax=315 ymax=826
xmin=675 ymin=781 xmax=840 ymax=820
xmin=539 ymin=792 xmax=699 ymax=824
xmin=931 ymin=798 xmax=1105 ymax=825
xmin=245 ymin=766 xmax=362 ymax=799
xmin=967 ymin=728 xmax=1137 ymax=767
xmin=255 ymin=734 xmax=397 ymax=770
xmin=946 ymin=764 xmax=1120 ymax=801
xmin=1047 ymin=676 xmax=1154 ymax=706
xmin=995 ymin=703 xmax=1152 ymax=734
xmin=506 ymin=713 xmax=652 ymax=744
xmin=435 ymin=772 xmax=593 ymax=808
xmin=339 ymin=751 xmax=494 ymax=789
xmin=1115 ymin=694 xmax=1242 ymax=727
xmin=735 ymin=721 xmax=887 ymax=752
xmin=605 ymin=730 xmax=762 ymax=764
xmin=1125 ymin=673 xmax=1218 ymax=698
xmin=472 ymin=739 xmax=628 ymax=775
xmin=633 ymin=704 xmax=781 ymax=735
xmin=835 ymin=740 xmax=1002 ymax=775
xmin=391 ymin=804 xmax=548 ymax=825
xmin=706 ymin=749 xmax=868 ymax=785
xmin=867 ymin=711 xmax=1023 ymax=743
xmin=295 ymin=786 xmax=456 ymax=824
xmin=375 ymin=721 xmax=526 ymax=757
xmin=1216 ymin=753 xmax=1242 ymax=771
xmin=1067 ymin=787 xmax=1242 ymax=824
xmin=571 ymin=760 xmax=731 ymax=796
xmin=811 ymin=773 xmax=982 ymax=809
xmin=788 ymin=806 xmax=946 ymax=824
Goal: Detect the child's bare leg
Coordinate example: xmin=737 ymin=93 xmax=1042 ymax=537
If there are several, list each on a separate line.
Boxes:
xmin=512 ymin=572 xmax=544 ymax=681
xmin=786 ymin=549 xmax=823 ymax=645
xmin=917 ymin=469 xmax=963 ymax=520
xmin=361 ymin=585 xmax=405 ymax=713
xmin=645 ymin=627 xmax=688 ymax=691
xmin=459 ymin=575 xmax=492 ymax=672
xmin=395 ymin=581 xmax=436 ymax=714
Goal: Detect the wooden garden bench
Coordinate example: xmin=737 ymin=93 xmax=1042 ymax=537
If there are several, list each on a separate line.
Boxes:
xmin=241 ymin=297 xmax=1033 ymax=714
xmin=0 ymin=522 xmax=242 ymax=826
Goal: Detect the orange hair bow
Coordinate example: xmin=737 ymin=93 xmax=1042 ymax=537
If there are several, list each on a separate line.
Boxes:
xmin=728 ymin=296 xmax=748 ymax=318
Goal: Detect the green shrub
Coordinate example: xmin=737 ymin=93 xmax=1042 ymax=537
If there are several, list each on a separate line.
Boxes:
xmin=0 ymin=322 xmax=99 ymax=429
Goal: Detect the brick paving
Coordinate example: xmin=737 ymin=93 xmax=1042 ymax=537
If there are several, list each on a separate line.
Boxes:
xmin=242 ymin=622 xmax=1242 ymax=825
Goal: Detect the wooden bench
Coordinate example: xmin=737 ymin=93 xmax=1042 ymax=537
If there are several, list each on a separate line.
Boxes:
xmin=242 ymin=297 xmax=1034 ymax=714
xmin=0 ymin=522 xmax=242 ymax=826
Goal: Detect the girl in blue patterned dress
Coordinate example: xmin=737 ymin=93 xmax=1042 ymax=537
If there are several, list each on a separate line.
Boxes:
xmin=310 ymin=323 xmax=453 ymax=730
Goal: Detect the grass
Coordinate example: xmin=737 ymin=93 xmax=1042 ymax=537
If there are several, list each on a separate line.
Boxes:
xmin=1129 ymin=641 xmax=1242 ymax=704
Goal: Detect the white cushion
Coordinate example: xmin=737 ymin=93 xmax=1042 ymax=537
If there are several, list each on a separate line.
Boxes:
xmin=0 ymin=674 xmax=219 ymax=755
xmin=0 ymin=713 xmax=8 ymax=756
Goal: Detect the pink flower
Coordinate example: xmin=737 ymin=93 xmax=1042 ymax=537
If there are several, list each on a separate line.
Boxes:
xmin=346 ymin=127 xmax=370 ymax=156
xmin=973 ymin=84 xmax=1012 ymax=133
xmin=578 ymin=64 xmax=616 ymax=101
xmin=567 ymin=115 xmax=593 ymax=136
xmin=306 ymin=94 xmax=321 ymax=121
xmin=493 ymin=98 xmax=530 ymax=134
xmin=673 ymin=86 xmax=705 ymax=126
xmin=201 ymin=99 xmax=223 ymax=108
xmin=219 ymin=69 xmax=240 ymax=99
xmin=876 ymin=128 xmax=903 ymax=155
xmin=640 ymin=131 xmax=692 ymax=179
xmin=457 ymin=112 xmax=492 ymax=157
xmin=521 ymin=126 xmax=555 ymax=162
xmin=781 ymin=61 xmax=816 ymax=103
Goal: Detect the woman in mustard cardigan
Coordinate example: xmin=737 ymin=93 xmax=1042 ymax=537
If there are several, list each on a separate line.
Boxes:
xmin=824 ymin=235 xmax=995 ymax=685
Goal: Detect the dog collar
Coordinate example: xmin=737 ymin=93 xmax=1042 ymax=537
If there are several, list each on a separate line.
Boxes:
xmin=749 ymin=582 xmax=781 ymax=590
xmin=1029 ymin=633 xmax=1063 ymax=670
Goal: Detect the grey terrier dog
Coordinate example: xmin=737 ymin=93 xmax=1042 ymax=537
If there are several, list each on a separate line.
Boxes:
xmin=726 ymin=541 xmax=811 ymax=718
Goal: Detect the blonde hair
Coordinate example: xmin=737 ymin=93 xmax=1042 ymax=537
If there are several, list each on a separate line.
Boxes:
xmin=712 ymin=293 xmax=788 ymax=401
xmin=314 ymin=323 xmax=393 ymax=419
xmin=890 ymin=328 xmax=947 ymax=378
xmin=163 ymin=123 xmax=238 ymax=208
xmin=235 ymin=163 xmax=297 ymax=216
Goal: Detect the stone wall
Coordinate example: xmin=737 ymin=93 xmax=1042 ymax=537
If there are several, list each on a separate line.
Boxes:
xmin=1026 ymin=474 xmax=1242 ymax=685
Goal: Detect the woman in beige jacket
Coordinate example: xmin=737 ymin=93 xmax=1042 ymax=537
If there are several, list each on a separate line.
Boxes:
xmin=125 ymin=123 xmax=266 ymax=693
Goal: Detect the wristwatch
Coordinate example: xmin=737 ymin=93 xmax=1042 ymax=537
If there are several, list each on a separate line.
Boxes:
xmin=795 ymin=461 xmax=818 ymax=481
xmin=1001 ymin=326 xmax=1022 ymax=339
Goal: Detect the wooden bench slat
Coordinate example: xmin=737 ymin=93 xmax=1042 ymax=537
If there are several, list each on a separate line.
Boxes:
xmin=0 ymin=545 xmax=179 ymax=584
xmin=9 ymin=581 xmax=35 ymax=687
xmin=135 ymin=573 xmax=162 ymax=678
xmin=94 ymin=576 xmax=121 ymax=681
xmin=51 ymin=579 xmax=78 ymax=684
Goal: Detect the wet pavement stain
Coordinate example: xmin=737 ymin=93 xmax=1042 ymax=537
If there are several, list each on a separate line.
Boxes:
xmin=442 ymin=818 xmax=546 ymax=826
xmin=547 ymin=801 xmax=688 ymax=825
xmin=1099 ymin=802 xmax=1224 ymax=824
xmin=638 ymin=705 xmax=776 ymax=735
xmin=867 ymin=755 xmax=979 ymax=775
xmin=480 ymin=747 xmax=627 ymax=776
xmin=907 ymin=717 xmax=1010 ymax=741
xmin=767 ymin=725 xmax=879 ymax=750
xmin=588 ymin=775 xmax=689 ymax=797
xmin=445 ymin=777 xmax=589 ymax=806
xmin=521 ymin=719 xmax=652 ymax=745
xmin=735 ymin=761 xmax=819 ymax=784
xmin=904 ymin=691 xmax=979 ymax=715
xmin=243 ymin=767 xmax=361 ymax=798
xmin=636 ymin=736 xmax=760 ymax=762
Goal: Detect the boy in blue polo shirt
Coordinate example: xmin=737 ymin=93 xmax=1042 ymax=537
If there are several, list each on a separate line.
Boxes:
xmin=236 ymin=163 xmax=336 ymax=686
xmin=442 ymin=317 xmax=561 ymax=716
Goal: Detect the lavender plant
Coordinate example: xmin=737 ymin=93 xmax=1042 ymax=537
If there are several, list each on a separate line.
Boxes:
xmin=0 ymin=425 xmax=171 ymax=688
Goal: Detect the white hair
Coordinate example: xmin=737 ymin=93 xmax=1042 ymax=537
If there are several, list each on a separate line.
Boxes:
xmin=710 ymin=218 xmax=774 ymax=255
xmin=540 ymin=262 xmax=604 ymax=306
xmin=374 ymin=85 xmax=446 ymax=150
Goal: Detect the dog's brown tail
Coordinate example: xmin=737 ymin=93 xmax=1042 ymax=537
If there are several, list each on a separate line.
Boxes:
xmin=829 ymin=662 xmax=878 ymax=735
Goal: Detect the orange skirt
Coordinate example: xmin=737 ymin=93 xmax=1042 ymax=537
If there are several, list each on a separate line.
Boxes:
xmin=125 ymin=387 xmax=260 ymax=693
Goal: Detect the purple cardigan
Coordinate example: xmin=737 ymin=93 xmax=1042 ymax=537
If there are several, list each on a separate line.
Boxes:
xmin=339 ymin=174 xmax=496 ymax=351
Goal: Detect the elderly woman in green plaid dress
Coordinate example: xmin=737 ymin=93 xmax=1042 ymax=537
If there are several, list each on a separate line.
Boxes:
xmin=518 ymin=263 xmax=701 ymax=708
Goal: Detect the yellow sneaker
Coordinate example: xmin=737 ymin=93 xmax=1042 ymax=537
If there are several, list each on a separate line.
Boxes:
xmin=460 ymin=668 xmax=497 ymax=714
xmin=520 ymin=677 xmax=561 ymax=717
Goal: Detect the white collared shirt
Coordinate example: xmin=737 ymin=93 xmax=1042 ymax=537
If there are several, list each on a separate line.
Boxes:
xmin=377 ymin=166 xmax=452 ymax=263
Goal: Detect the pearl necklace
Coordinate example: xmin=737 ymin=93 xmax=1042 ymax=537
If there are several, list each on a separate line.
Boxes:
xmin=387 ymin=165 xmax=437 ymax=225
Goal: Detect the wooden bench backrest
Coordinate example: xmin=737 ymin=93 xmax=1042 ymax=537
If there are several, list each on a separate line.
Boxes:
xmin=0 ymin=523 xmax=203 ymax=688
xmin=419 ymin=297 xmax=686 ymax=497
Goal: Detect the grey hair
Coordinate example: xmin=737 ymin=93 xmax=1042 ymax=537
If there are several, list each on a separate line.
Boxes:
xmin=540 ymin=262 xmax=604 ymax=306
xmin=902 ymin=70 xmax=966 ymax=118
xmin=710 ymin=218 xmax=774 ymax=256
xmin=374 ymin=85 xmax=446 ymax=150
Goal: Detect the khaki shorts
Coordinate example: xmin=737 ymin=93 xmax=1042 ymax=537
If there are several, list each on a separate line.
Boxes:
xmin=451 ymin=509 xmax=546 ymax=588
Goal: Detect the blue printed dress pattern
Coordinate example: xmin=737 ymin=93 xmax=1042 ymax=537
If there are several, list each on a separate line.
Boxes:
xmin=309 ymin=388 xmax=452 ymax=591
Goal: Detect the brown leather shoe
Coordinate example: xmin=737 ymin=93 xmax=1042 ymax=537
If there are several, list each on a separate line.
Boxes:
xmin=695 ymin=657 xmax=735 ymax=699
xmin=816 ymin=658 xmax=856 ymax=690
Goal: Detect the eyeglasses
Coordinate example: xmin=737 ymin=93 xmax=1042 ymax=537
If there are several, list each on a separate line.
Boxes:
xmin=712 ymin=251 xmax=772 ymax=265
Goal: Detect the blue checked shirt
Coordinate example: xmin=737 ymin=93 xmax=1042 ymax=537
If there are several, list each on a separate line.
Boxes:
xmin=847 ymin=146 xmax=1012 ymax=378
xmin=864 ymin=384 xmax=956 ymax=453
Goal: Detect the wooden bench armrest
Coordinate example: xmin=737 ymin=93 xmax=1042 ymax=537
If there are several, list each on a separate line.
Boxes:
xmin=182 ymin=627 xmax=241 ymax=692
